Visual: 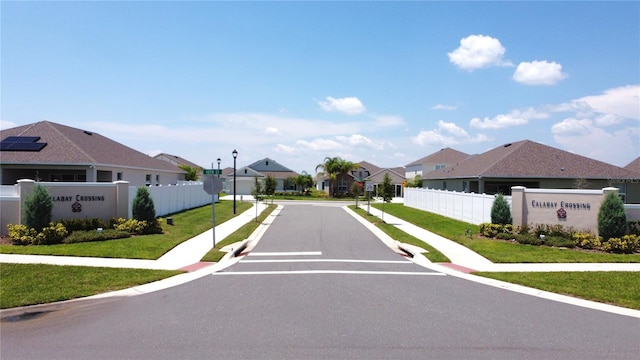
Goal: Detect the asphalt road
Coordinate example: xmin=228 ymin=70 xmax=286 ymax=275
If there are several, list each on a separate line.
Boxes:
xmin=1 ymin=204 xmax=638 ymax=359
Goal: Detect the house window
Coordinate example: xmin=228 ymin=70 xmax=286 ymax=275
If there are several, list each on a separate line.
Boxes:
xmin=443 ymin=181 xmax=447 ymax=190
xmin=462 ymin=181 xmax=468 ymax=192
xmin=338 ymin=180 xmax=348 ymax=193
xmin=155 ymin=175 xmax=160 ymax=185
xmin=435 ymin=164 xmax=445 ymax=170
xmin=146 ymin=174 xmax=151 ymax=185
xmin=117 ymin=172 xmax=123 ymax=181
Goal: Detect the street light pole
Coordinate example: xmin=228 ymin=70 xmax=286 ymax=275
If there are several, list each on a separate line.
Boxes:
xmin=217 ymin=158 xmax=221 ymax=179
xmin=232 ymin=149 xmax=238 ymax=214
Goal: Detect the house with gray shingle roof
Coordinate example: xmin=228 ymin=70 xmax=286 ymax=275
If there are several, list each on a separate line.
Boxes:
xmin=405 ymin=147 xmax=471 ymax=180
xmin=226 ymin=158 xmax=299 ymax=195
xmin=421 ymin=140 xmax=640 ymax=202
xmin=0 ymin=121 xmax=186 ymax=186
xmin=625 ymin=157 xmax=640 ymax=176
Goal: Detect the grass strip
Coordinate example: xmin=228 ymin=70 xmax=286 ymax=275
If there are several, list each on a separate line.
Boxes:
xmin=349 ymin=206 xmax=450 ymax=263
xmin=0 ymin=201 xmax=252 ymax=259
xmin=0 ymin=263 xmax=182 ymax=309
xmin=201 ymin=204 xmax=277 ymax=262
xmin=475 ymin=271 xmax=640 ymax=310
xmin=372 ymin=203 xmax=640 ymax=263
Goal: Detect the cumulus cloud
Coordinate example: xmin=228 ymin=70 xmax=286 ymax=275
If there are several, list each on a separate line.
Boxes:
xmin=275 ymin=144 xmax=295 ymax=154
xmin=372 ymin=115 xmax=405 ymax=128
xmin=470 ymin=108 xmax=549 ymax=129
xmin=575 ymin=85 xmax=640 ymax=120
xmin=513 ymin=60 xmax=567 ymax=85
xmin=551 ymin=118 xmax=592 ymax=136
xmin=317 ymin=96 xmax=366 ymax=115
xmin=448 ymin=34 xmax=512 ymax=71
xmin=296 ymin=138 xmax=344 ymax=151
xmin=412 ymin=120 xmax=489 ymax=147
xmin=431 ymin=104 xmax=457 ymax=111
xmin=265 ymin=127 xmax=280 ymax=135
xmin=0 ymin=120 xmax=17 ymax=130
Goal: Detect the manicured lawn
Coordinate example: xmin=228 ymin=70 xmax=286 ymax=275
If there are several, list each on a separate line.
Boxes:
xmin=0 ymin=263 xmax=182 ymax=309
xmin=475 ymin=271 xmax=640 ymax=310
xmin=0 ymin=201 xmax=252 ymax=259
xmin=201 ymin=204 xmax=277 ymax=262
xmin=349 ymin=206 xmax=450 ymax=263
xmin=372 ymin=203 xmax=640 ymax=263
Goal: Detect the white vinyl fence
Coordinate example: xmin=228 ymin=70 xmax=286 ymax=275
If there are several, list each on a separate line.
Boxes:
xmin=404 ymin=188 xmax=509 ymax=225
xmin=128 ymin=182 xmax=214 ymax=219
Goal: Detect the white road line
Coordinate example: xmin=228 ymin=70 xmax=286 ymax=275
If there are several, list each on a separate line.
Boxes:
xmin=213 ymin=270 xmax=446 ymax=276
xmin=247 ymin=251 xmax=322 ymax=257
xmin=241 ymin=259 xmax=412 ymax=264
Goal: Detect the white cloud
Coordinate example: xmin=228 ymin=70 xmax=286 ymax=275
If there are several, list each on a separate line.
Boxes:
xmin=552 ymin=117 xmax=639 ymax=166
xmin=431 ymin=104 xmax=457 ymax=111
xmin=336 ymin=134 xmax=372 ymax=146
xmin=448 ymin=34 xmax=512 ymax=71
xmin=265 ymin=127 xmax=280 ymax=135
xmin=296 ymin=138 xmax=344 ymax=151
xmin=470 ymin=108 xmax=549 ymax=129
xmin=317 ymin=96 xmax=366 ymax=115
xmin=575 ymin=85 xmax=640 ymax=120
xmin=372 ymin=115 xmax=405 ymax=127
xmin=513 ymin=60 xmax=567 ymax=85
xmin=275 ymin=144 xmax=295 ymax=154
xmin=0 ymin=120 xmax=18 ymax=130
xmin=412 ymin=120 xmax=490 ymax=147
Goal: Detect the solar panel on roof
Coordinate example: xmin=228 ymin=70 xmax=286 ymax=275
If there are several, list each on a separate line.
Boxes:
xmin=0 ymin=136 xmax=47 ymax=152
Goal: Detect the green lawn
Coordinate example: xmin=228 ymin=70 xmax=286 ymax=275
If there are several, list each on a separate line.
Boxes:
xmin=372 ymin=203 xmax=640 ymax=263
xmin=476 ymin=271 xmax=640 ymax=310
xmin=0 ymin=201 xmax=252 ymax=259
xmin=0 ymin=263 xmax=183 ymax=309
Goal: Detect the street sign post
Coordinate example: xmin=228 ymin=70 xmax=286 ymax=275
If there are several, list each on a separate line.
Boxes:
xmin=204 ymin=166 xmax=223 ymax=247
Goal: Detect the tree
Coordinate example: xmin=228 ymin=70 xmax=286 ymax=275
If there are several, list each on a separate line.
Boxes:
xmin=132 ymin=186 xmax=156 ymax=223
xmin=23 ymin=184 xmax=53 ymax=232
xmin=295 ymin=171 xmax=314 ymax=194
xmin=598 ymin=191 xmax=627 ymax=240
xmin=380 ymin=173 xmax=395 ymax=203
xmin=315 ymin=157 xmax=341 ymax=197
xmin=264 ymin=175 xmax=277 ymax=196
xmin=251 ymin=176 xmax=263 ymax=199
xmin=412 ymin=175 xmax=422 ymax=188
xmin=491 ymin=193 xmax=512 ymax=225
xmin=178 ymin=165 xmax=200 ymax=181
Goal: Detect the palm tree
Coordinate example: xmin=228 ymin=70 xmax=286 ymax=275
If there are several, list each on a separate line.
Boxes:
xmin=315 ymin=157 xmax=360 ymax=197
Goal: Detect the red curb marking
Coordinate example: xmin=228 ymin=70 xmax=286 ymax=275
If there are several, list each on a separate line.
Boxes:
xmin=437 ymin=263 xmax=477 ymax=274
xmin=179 ymin=262 xmax=214 ymax=272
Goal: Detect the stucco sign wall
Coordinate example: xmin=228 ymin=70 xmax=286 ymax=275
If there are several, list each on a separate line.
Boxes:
xmin=511 ymin=186 xmax=619 ymax=235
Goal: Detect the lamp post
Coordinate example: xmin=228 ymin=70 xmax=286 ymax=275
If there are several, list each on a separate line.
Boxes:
xmin=216 ymin=158 xmax=221 ymax=179
xmin=232 ymin=149 xmax=238 ymax=214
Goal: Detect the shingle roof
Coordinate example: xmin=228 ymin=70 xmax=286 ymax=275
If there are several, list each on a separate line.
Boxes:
xmin=0 ymin=121 xmax=183 ymax=173
xmin=367 ymin=168 xmax=406 ymax=183
xmin=154 ymin=153 xmax=202 ymax=169
xmin=405 ymin=148 xmax=471 ymax=167
xmin=357 ymin=161 xmax=382 ymax=175
xmin=248 ymin=158 xmax=295 ymax=173
xmin=625 ymin=157 xmax=640 ymax=176
xmin=423 ymin=140 xmax=639 ymax=180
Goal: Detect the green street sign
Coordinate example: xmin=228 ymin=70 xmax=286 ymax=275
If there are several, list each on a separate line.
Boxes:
xmin=203 ymin=169 xmax=222 ymax=175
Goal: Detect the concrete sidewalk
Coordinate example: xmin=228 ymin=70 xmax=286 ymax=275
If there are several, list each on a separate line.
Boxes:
xmin=359 ymin=205 xmax=640 ymax=273
xmin=0 ymin=202 xmax=268 ymax=271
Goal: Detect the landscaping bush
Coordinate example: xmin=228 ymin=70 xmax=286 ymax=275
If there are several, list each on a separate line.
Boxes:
xmin=598 ymin=192 xmax=627 ymax=240
xmin=23 ymin=184 xmax=53 ymax=232
xmin=514 ymin=234 xmax=543 ymax=246
xmin=495 ymin=232 xmax=515 ymax=241
xmin=490 ymin=193 xmax=512 ymax=225
xmin=479 ymin=223 xmax=504 ymax=238
xmin=7 ymin=224 xmax=38 ymax=245
xmin=132 ymin=187 xmax=157 ymax=224
xmin=531 ymin=223 xmax=573 ymax=238
xmin=572 ymin=232 xmax=601 ymax=250
xmin=543 ymin=236 xmax=575 ymax=249
xmin=64 ymin=229 xmax=131 ymax=244
xmin=35 ymin=222 xmax=68 ymax=245
xmin=601 ymin=235 xmax=639 ymax=254
xmin=60 ymin=218 xmax=110 ymax=232
xmin=628 ymin=221 xmax=640 ymax=236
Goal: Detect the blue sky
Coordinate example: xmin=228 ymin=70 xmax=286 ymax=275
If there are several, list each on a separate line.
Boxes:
xmin=2 ymin=1 xmax=639 ymax=174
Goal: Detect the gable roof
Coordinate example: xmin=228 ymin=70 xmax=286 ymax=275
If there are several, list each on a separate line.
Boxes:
xmin=154 ymin=153 xmax=202 ymax=170
xmin=356 ymin=161 xmax=382 ymax=175
xmin=423 ymin=140 xmax=639 ymax=180
xmin=0 ymin=121 xmax=183 ymax=173
xmin=248 ymin=158 xmax=294 ymax=172
xmin=367 ymin=168 xmax=406 ymax=183
xmin=625 ymin=157 xmax=640 ymax=176
xmin=405 ymin=147 xmax=470 ymax=167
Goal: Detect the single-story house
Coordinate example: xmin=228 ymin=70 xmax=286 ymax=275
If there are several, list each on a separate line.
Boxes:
xmin=405 ymin=148 xmax=470 ymax=181
xmin=225 ymin=158 xmax=299 ymax=195
xmin=154 ymin=153 xmax=203 ymax=178
xmin=420 ymin=140 xmax=640 ymax=203
xmin=0 ymin=121 xmax=186 ymax=186
xmin=366 ymin=167 xmax=406 ymax=198
xmin=317 ymin=161 xmax=406 ymax=198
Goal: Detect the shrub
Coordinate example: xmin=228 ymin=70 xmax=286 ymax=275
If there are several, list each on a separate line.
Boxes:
xmin=35 ymin=222 xmax=68 ymax=245
xmin=531 ymin=223 xmax=573 ymax=238
xmin=23 ymin=184 xmax=53 ymax=232
xmin=7 ymin=224 xmax=38 ymax=245
xmin=572 ymin=232 xmax=602 ymax=250
xmin=496 ymin=232 xmax=515 ymax=240
xmin=132 ymin=187 xmax=156 ymax=224
xmin=479 ymin=223 xmax=504 ymax=238
xmin=543 ymin=236 xmax=575 ymax=249
xmin=111 ymin=218 xmax=161 ymax=235
xmin=64 ymin=229 xmax=131 ymax=244
xmin=490 ymin=193 xmax=512 ymax=225
xmin=598 ymin=192 xmax=627 ymax=241
xmin=601 ymin=235 xmax=639 ymax=254
xmin=514 ymin=234 xmax=543 ymax=246
xmin=628 ymin=221 xmax=640 ymax=236
xmin=60 ymin=218 xmax=110 ymax=232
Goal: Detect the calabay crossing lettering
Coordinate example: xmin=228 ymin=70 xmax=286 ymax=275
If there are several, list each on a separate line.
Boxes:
xmin=531 ymin=200 xmax=591 ymax=210
xmin=52 ymin=195 xmax=106 ymax=202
